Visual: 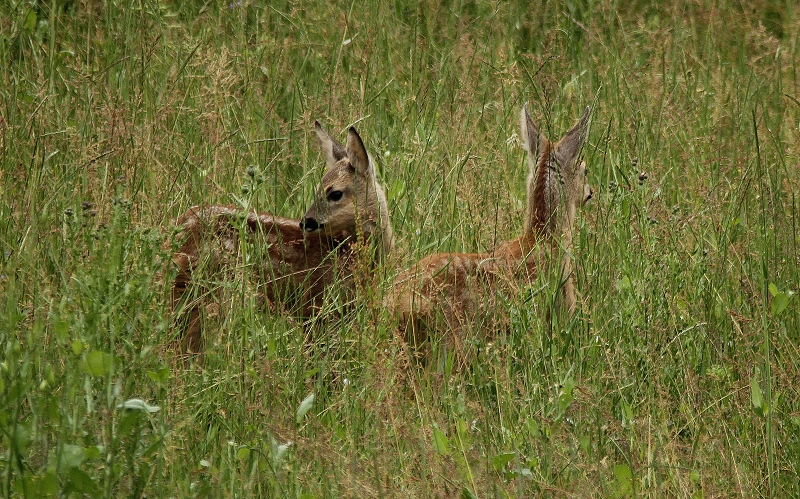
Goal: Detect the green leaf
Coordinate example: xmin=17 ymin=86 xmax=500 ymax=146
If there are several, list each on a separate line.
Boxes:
xmin=296 ymin=393 xmax=315 ymax=424
xmin=613 ymin=463 xmax=633 ymax=496
xmin=614 ymin=463 xmax=632 ymax=482
xmin=558 ymin=378 xmax=575 ymax=414
xmin=771 ymin=292 xmax=789 ymax=317
xmin=432 ymin=425 xmax=450 ymax=456
xmin=12 ymin=477 xmax=31 ymax=496
xmin=236 ymin=446 xmax=251 ymax=460
xmin=71 ymin=340 xmax=84 ymax=355
xmin=66 ymin=468 xmax=99 ymax=495
xmin=750 ymin=376 xmax=766 ymax=417
xmin=615 ymin=276 xmax=632 ymax=292
xmin=23 ymin=10 xmax=37 ymax=33
xmin=52 ymin=320 xmax=69 ymax=343
xmin=455 ymin=419 xmax=468 ymax=441
xmin=146 ymin=367 xmax=170 ymax=384
xmin=83 ymin=446 xmax=102 ymax=461
xmin=57 ymin=445 xmax=86 ymax=474
xmin=33 ymin=472 xmax=58 ymax=498
xmin=12 ymin=424 xmax=31 ymax=455
xmin=768 ymin=283 xmax=779 ymax=297
xmin=491 ymin=452 xmax=516 ymax=470
xmin=526 ymin=418 xmax=541 ymax=438
xmin=579 ymin=436 xmax=591 ymax=454
xmin=622 ymin=401 xmax=634 ymax=425
xmin=82 ymin=350 xmax=112 ymax=377
xmin=750 ymin=376 xmax=762 ymax=408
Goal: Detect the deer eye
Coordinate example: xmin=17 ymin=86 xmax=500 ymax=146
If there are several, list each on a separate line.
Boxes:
xmin=327 ymin=190 xmax=343 ymax=202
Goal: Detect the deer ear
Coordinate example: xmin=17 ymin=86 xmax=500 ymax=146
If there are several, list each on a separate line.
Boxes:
xmin=315 ymin=121 xmax=347 ymax=169
xmin=519 ymin=102 xmax=541 ymax=156
xmin=554 ymin=106 xmax=590 ymax=171
xmin=346 ymin=126 xmax=371 ymax=176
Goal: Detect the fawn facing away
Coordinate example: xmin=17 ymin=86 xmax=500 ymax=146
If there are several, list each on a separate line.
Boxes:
xmin=391 ymin=103 xmax=592 ymax=355
xmin=170 ymin=123 xmax=393 ymax=354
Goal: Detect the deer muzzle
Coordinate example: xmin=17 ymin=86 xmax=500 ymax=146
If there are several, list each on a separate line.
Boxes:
xmin=300 ymin=217 xmax=322 ymax=232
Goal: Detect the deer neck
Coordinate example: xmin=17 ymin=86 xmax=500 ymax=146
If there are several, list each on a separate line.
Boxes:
xmin=374 ymin=179 xmax=394 ymax=258
xmin=523 ymin=142 xmax=561 ymax=244
xmin=356 ymin=180 xmax=393 ymax=261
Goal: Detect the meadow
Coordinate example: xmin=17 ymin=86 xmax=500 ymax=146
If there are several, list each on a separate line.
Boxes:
xmin=1 ymin=0 xmax=799 ymax=497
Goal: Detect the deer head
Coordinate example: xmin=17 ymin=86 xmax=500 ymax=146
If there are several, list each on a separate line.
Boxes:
xmin=520 ymin=103 xmax=592 ymax=237
xmin=300 ymin=122 xmax=393 ymax=259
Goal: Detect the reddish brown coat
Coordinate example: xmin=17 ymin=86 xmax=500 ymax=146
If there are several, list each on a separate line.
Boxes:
xmin=391 ymin=104 xmax=592 ymax=352
xmin=170 ymin=124 xmax=391 ymax=354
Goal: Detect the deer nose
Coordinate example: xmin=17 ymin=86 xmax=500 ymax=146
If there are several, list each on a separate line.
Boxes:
xmin=300 ymin=217 xmax=319 ymax=232
xmin=586 ymin=188 xmax=593 ymax=202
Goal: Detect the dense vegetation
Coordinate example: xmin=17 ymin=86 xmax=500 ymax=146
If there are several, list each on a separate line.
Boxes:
xmin=1 ymin=0 xmax=799 ymax=497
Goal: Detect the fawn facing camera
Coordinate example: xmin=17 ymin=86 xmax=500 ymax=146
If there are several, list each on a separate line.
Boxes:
xmin=170 ymin=123 xmax=393 ymax=355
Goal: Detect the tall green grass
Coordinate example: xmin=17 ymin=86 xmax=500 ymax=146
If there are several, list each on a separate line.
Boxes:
xmin=1 ymin=0 xmax=799 ymax=497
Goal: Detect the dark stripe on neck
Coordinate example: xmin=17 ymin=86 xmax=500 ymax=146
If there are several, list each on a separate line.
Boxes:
xmin=531 ymin=141 xmax=553 ymax=236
